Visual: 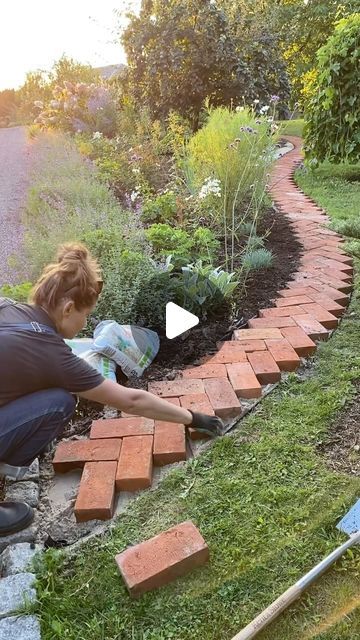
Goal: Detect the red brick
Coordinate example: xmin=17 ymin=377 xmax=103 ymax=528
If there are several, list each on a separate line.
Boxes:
xmin=115 ymin=521 xmax=209 ymax=597
xmin=233 ymin=328 xmax=283 ymax=341
xmin=287 ymin=280 xmax=349 ymax=305
xmin=300 ymin=303 xmax=338 ymax=329
xmin=179 ymin=393 xmax=215 ymax=440
xmin=275 ymin=295 xmax=313 ymax=307
xmin=260 ymin=306 xmax=305 ymax=317
xmin=153 ymin=422 xmax=186 ymax=466
xmin=148 ymin=378 xmax=204 ymax=398
xmin=217 ymin=339 xmax=266 ymax=352
xmin=116 ymin=436 xmax=153 ymax=491
xmin=247 ymin=351 xmax=281 ymax=384
xmin=306 ymin=264 xmax=352 ymax=282
xmin=203 ymin=378 xmax=242 ymax=419
xmin=303 ymin=271 xmax=352 ymax=293
xmin=248 ymin=317 xmax=296 ymax=329
xmin=293 ymin=315 xmax=330 ymax=341
xmin=302 ymin=255 xmax=353 ymax=275
xmin=265 ymin=339 xmax=301 ymax=371
xmin=201 ymin=344 xmax=247 ymax=365
xmin=182 ymin=363 xmax=227 ymax=379
xmin=277 ymin=287 xmax=313 ymax=298
xmin=314 ymin=250 xmax=352 ymax=265
xmin=280 ymin=326 xmax=316 ymax=356
xmin=74 ymin=461 xmax=117 ymax=522
xmin=90 ymin=417 xmax=154 ymax=439
xmin=304 ymin=293 xmax=345 ymax=317
xmin=226 ymin=363 xmax=262 ymax=398
xmin=53 ymin=439 xmax=122 ymax=473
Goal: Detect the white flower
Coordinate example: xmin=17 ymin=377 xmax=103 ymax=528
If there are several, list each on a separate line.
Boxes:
xmin=267 ymin=116 xmax=274 ymax=122
xmin=130 ymin=190 xmax=139 ymax=202
xmin=253 ymin=99 xmax=260 ymax=105
xmin=34 ymin=100 xmax=44 ymax=109
xmin=235 ymin=106 xmax=245 ymax=112
xmin=199 ymin=177 xmax=221 ymax=199
xmin=132 ymin=167 xmax=140 ymax=174
xmin=260 ymin=105 xmax=270 ymax=114
xmin=92 ymin=131 xmax=103 ymax=140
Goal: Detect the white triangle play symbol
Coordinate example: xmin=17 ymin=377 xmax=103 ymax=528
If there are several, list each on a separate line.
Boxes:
xmin=166 ymin=302 xmax=199 ymax=339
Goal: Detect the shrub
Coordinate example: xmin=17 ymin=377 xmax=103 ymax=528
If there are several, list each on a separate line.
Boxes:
xmin=186 ymin=106 xmax=276 ymax=224
xmin=34 ymin=82 xmax=117 ymax=136
xmin=94 ymin=250 xmax=176 ymax=329
xmin=141 ymin=192 xmax=178 ymax=224
xmin=304 ymin=14 xmax=360 ymax=165
xmin=0 ymin=282 xmax=33 ymax=302
xmin=145 ymin=223 xmax=219 ymax=267
xmin=173 ymin=260 xmax=238 ymax=317
xmin=242 ymin=248 xmax=274 ymax=271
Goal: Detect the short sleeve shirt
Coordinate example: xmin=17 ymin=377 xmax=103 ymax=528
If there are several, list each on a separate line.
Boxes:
xmin=0 ymin=299 xmax=104 ymax=407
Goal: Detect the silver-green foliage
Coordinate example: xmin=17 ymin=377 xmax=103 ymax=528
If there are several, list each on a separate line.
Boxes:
xmin=242 ymin=248 xmax=274 ymax=271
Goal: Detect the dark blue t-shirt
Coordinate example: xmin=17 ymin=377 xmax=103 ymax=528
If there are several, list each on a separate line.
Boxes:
xmin=0 ymin=299 xmax=103 ymax=407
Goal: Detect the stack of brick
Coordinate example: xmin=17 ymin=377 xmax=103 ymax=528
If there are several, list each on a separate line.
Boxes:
xmin=52 ymin=135 xmax=353 ymax=524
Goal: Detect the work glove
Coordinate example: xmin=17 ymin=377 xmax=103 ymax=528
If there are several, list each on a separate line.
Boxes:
xmin=188 ymin=411 xmax=224 ymax=438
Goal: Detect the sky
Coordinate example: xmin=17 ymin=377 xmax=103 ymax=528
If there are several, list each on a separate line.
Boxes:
xmin=0 ymin=1 xmax=141 ymax=91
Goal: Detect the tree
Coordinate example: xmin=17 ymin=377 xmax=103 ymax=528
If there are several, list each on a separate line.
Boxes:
xmin=121 ymin=0 xmax=292 ymax=126
xmin=122 ymin=0 xmax=251 ymax=128
xmin=304 ymin=14 xmax=360 ymax=164
xmin=0 ymin=89 xmax=17 ymax=125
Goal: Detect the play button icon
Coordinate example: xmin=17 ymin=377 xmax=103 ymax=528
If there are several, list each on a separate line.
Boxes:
xmin=166 ymin=302 xmax=199 ymax=339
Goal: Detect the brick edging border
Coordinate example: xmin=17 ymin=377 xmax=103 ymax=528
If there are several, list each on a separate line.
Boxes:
xmin=52 ymin=135 xmax=353 ymax=521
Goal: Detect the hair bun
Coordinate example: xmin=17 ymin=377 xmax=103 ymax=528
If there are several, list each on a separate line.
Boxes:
xmin=57 ymin=243 xmax=89 ymax=264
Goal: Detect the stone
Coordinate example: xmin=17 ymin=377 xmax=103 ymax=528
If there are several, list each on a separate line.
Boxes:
xmin=5 ymin=482 xmax=39 ymax=508
xmin=0 ymin=524 xmax=37 ymax=555
xmin=0 ymin=615 xmax=41 ymax=640
xmin=0 ymin=543 xmax=42 ymax=577
xmin=0 ymin=573 xmax=36 ymax=618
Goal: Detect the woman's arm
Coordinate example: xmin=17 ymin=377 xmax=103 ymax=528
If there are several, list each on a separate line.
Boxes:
xmin=79 ymin=379 xmax=193 ymax=425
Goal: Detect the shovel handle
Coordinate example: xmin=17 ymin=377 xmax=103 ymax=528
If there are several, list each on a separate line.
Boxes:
xmin=231 ymin=584 xmax=302 ymax=640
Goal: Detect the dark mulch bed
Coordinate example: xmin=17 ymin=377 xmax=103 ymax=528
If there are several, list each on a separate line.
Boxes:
xmin=136 ymin=204 xmax=303 ymax=388
xmin=318 ymin=381 xmax=360 ymax=477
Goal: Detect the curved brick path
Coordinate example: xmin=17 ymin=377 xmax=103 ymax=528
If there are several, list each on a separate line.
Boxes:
xmin=53 ymin=135 xmax=353 ymax=521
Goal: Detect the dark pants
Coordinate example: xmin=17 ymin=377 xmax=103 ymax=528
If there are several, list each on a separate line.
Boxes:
xmin=0 ymin=389 xmax=76 ymax=467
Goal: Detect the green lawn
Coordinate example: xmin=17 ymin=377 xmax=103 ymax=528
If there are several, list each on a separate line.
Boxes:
xmin=33 ymin=160 xmax=360 ymax=640
xmin=279 ymin=119 xmax=305 ymax=137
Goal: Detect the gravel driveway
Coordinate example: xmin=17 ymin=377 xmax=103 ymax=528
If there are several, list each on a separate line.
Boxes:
xmin=0 ymin=126 xmax=34 ymax=286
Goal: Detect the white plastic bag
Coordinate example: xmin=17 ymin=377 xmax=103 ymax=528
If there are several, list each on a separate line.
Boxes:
xmin=65 ymin=338 xmax=117 ymax=382
xmin=93 ymin=320 xmax=159 ymax=378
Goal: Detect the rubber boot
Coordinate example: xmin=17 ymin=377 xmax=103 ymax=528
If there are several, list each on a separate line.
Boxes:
xmin=0 ymin=502 xmax=34 ymax=536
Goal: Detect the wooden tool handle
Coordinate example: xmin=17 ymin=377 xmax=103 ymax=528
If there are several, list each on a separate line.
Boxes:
xmin=231 ymin=584 xmax=302 ymax=640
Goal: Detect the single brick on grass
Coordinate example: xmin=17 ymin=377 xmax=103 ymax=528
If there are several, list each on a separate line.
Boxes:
xmin=153 ymin=422 xmax=186 ymax=466
xmin=74 ymin=461 xmax=117 ymax=522
xmin=203 ymin=378 xmax=241 ymax=419
xmin=265 ymin=339 xmax=301 ymax=371
xmin=247 ymin=351 xmax=281 ymax=384
xmin=90 ymin=417 xmax=154 ymax=439
xmin=53 ymin=439 xmax=122 ymax=473
xmin=116 ymin=435 xmax=153 ymax=491
xmin=226 ymin=363 xmax=262 ymax=398
xmin=280 ymin=326 xmax=317 ymax=356
xmin=115 ymin=521 xmax=209 ymax=597
xmin=148 ymin=378 xmax=204 ymax=397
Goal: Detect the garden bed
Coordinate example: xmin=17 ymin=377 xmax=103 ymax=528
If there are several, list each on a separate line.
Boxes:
xmin=140 ymin=204 xmax=302 ymax=386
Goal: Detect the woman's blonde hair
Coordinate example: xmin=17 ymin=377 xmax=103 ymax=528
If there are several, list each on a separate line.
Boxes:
xmin=30 ymin=243 xmax=102 ymax=311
